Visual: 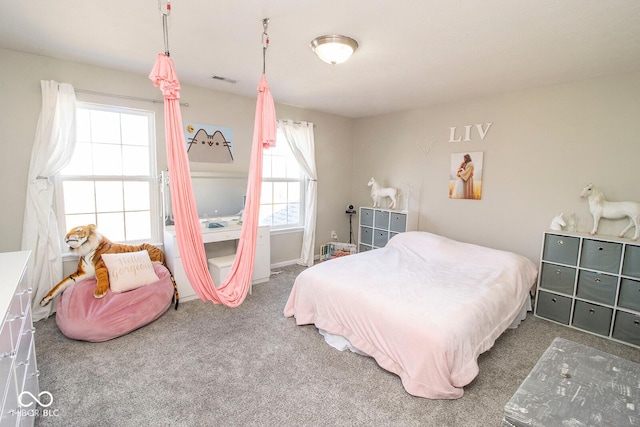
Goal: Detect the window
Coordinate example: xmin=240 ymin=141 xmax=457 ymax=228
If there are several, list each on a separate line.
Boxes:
xmin=259 ymin=129 xmax=305 ymax=229
xmin=56 ymin=102 xmax=159 ymax=244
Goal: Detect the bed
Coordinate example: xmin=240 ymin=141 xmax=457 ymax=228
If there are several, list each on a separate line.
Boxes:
xmin=283 ymin=231 xmax=538 ymax=399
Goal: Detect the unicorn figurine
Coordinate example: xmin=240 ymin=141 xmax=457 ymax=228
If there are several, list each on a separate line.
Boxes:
xmin=580 ymin=183 xmax=640 ymax=240
xmin=368 ymin=177 xmax=397 ymax=209
xmin=549 ymin=213 xmax=566 ymax=231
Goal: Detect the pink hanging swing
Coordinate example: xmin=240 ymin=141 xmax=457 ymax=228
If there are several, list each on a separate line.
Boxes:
xmin=149 ymin=6 xmax=275 ymax=307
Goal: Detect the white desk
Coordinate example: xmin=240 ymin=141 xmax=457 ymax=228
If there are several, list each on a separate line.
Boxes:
xmin=163 ymin=221 xmax=270 ymax=301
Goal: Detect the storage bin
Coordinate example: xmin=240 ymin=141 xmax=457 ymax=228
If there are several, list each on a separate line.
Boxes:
xmin=622 ymin=244 xmax=640 ymax=278
xmin=360 ymin=208 xmax=374 ymax=226
xmin=572 ymin=300 xmax=613 ymax=336
xmin=542 ymin=234 xmax=579 ymax=266
xmin=535 ymin=291 xmax=572 ymax=325
xmin=320 ymin=242 xmax=357 ymax=261
xmin=374 ymin=210 xmax=390 ymax=228
xmin=612 ymin=310 xmax=640 ymax=347
xmin=373 ymin=229 xmax=389 ymax=248
xmin=360 ymin=226 xmax=373 ymax=245
xmin=580 ymin=239 xmax=622 ymax=273
xmin=390 ymin=213 xmax=407 ymax=233
xmin=618 ymin=278 xmax=640 ymax=312
xmin=576 ymin=270 xmax=617 ymax=305
xmin=539 ymin=263 xmax=576 ymax=295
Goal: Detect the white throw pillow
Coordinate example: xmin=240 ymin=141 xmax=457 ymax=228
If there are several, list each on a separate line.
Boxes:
xmin=101 ymin=250 xmax=160 ymax=293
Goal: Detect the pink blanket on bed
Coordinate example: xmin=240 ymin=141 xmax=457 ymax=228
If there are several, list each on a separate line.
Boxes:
xmin=284 ymin=232 xmax=537 ymax=399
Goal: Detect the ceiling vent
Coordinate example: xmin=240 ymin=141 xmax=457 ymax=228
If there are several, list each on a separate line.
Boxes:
xmin=211 ymin=75 xmax=237 ymax=84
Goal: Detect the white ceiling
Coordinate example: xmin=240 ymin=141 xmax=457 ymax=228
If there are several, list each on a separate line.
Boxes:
xmin=2 ymin=1 xmax=640 ymax=118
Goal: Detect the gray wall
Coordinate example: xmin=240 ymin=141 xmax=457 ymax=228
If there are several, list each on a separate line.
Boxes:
xmin=0 ymin=48 xmax=354 ymax=266
xmin=351 ymin=71 xmax=640 ymax=262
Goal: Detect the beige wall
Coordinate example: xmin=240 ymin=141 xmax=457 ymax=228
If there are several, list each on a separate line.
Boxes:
xmin=3 ymin=47 xmax=638 ymax=266
xmin=0 ymin=48 xmax=354 ymax=266
xmin=351 ymin=71 xmax=640 ymax=261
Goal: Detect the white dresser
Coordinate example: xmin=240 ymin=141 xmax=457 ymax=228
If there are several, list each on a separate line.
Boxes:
xmin=1 ymin=251 xmax=39 ymax=426
xmin=164 ymin=222 xmax=271 ymax=301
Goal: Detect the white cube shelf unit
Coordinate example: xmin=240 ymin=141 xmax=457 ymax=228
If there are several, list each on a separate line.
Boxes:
xmin=358 ymin=207 xmax=417 ymax=252
xmin=534 ymin=230 xmax=640 ymax=348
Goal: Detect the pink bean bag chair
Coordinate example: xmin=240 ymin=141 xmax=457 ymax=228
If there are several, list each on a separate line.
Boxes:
xmin=55 ymin=264 xmax=174 ymax=342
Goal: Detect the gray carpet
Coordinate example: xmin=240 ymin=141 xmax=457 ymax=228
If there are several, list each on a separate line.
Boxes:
xmin=33 ymin=264 xmax=639 ymax=427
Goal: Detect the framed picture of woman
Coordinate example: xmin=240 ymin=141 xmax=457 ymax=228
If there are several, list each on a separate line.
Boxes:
xmin=449 ymin=151 xmax=483 ymax=200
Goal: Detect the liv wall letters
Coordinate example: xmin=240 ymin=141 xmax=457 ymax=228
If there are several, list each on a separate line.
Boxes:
xmin=448 ymin=123 xmax=493 ymax=142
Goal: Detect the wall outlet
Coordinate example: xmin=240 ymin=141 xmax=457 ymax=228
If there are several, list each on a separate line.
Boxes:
xmin=331 ymin=230 xmax=338 ymax=240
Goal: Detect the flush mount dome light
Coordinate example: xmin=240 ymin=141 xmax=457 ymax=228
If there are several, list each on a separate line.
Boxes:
xmin=310 ymin=35 xmax=359 ymax=65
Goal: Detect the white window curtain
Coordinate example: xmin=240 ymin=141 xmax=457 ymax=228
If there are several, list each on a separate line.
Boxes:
xmin=277 ymin=120 xmax=317 ymax=267
xmin=22 ymin=80 xmax=77 ymax=321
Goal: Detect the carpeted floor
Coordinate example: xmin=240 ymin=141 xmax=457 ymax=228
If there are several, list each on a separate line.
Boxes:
xmin=33 ymin=264 xmax=639 ymax=427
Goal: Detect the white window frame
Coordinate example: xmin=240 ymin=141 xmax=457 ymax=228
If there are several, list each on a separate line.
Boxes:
xmin=260 ymin=129 xmax=306 ymax=232
xmin=55 ymin=102 xmax=161 ymax=248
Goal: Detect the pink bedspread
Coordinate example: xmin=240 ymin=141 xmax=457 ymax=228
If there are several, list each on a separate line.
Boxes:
xmin=284 ymin=232 xmax=537 ymax=399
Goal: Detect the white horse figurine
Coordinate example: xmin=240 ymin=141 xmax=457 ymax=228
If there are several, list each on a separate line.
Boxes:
xmin=549 ymin=213 xmax=566 ymax=231
xmin=580 ymin=183 xmax=640 ymax=241
xmin=368 ymin=177 xmax=397 ymax=209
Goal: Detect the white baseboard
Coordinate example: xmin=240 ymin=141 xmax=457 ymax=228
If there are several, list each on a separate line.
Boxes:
xmin=270 ymin=253 xmax=322 ymax=270
xmin=270 ymin=259 xmax=303 ymax=269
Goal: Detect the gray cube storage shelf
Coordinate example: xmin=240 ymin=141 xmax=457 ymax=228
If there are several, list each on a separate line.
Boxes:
xmin=534 ymin=231 xmax=640 ymax=348
xmin=358 ymin=207 xmax=416 ymax=252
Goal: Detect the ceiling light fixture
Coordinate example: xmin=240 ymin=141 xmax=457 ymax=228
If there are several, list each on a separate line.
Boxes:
xmin=310 ymin=35 xmax=358 ymax=65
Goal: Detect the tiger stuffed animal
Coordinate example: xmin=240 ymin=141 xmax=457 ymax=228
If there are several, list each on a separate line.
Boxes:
xmin=40 ymin=224 xmax=179 ymax=309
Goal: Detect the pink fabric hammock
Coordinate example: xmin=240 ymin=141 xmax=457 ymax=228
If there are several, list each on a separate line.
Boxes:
xmin=149 ymin=53 xmax=275 ymax=306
